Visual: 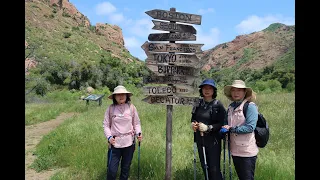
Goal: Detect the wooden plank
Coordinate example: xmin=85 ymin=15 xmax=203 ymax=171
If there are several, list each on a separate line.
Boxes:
xmin=145 ymin=9 xmax=201 ymax=25
xmin=142 ymin=95 xmax=199 ymax=106
xmin=141 ymin=41 xmax=203 ymax=54
xmin=143 ymin=75 xmax=196 ymax=85
xmin=152 ymin=20 xmax=197 ymax=34
xmin=147 ymin=64 xmax=199 ymax=76
xmin=148 ymin=32 xmax=196 ymax=41
xmin=145 ymin=53 xmax=199 ymax=67
xmin=143 ymin=85 xmax=194 ymax=95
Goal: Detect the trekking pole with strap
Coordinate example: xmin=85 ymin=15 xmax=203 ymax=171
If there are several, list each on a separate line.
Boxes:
xmin=193 ymin=132 xmax=197 ymax=180
xmin=138 ymin=132 xmax=141 ymax=180
xmin=227 ymin=132 xmax=232 ymax=180
xmin=200 ymin=132 xmax=209 ymax=180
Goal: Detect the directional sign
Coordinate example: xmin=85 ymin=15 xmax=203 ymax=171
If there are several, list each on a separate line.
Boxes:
xmin=145 ymin=53 xmax=199 ymax=67
xmin=143 ymin=75 xmax=196 ymax=85
xmin=147 ymin=64 xmax=199 ymax=76
xmin=143 ymin=85 xmax=194 ymax=95
xmin=148 ymin=32 xmax=196 ymax=41
xmin=146 ymin=9 xmax=202 ymax=25
xmin=142 ymin=95 xmax=199 ymax=106
xmin=152 ymin=20 xmax=197 ymax=34
xmin=141 ymin=41 xmax=203 ymax=54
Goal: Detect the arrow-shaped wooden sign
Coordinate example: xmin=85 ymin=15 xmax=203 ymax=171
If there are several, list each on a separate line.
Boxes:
xmin=141 ymin=41 xmax=203 ymax=54
xmin=145 ymin=53 xmax=200 ymax=67
xmin=148 ymin=32 xmax=196 ymax=41
xmin=152 ymin=20 xmax=197 ymax=34
xmin=143 ymin=75 xmax=196 ymax=85
xmin=143 ymin=85 xmax=194 ymax=95
xmin=147 ymin=64 xmax=199 ymax=76
xmin=142 ymin=95 xmax=199 ymax=106
xmin=146 ymin=9 xmax=202 ymax=25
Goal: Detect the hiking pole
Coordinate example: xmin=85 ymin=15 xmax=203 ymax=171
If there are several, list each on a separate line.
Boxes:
xmin=219 ymin=127 xmax=228 ymax=180
xmin=200 ymin=132 xmax=209 ymax=180
xmin=193 ymin=132 xmax=197 ymax=180
xmin=138 ymin=133 xmax=141 ymax=180
xmin=223 ymin=133 xmax=226 ymax=180
xmin=227 ymin=132 xmax=232 ymax=180
xmin=108 ymin=136 xmax=116 ymax=175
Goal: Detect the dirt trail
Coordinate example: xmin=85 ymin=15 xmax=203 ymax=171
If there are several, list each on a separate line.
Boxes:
xmin=25 ymin=112 xmax=77 ymax=180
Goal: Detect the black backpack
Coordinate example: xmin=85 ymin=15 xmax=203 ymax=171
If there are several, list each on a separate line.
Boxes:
xmin=243 ymin=101 xmax=269 ymax=148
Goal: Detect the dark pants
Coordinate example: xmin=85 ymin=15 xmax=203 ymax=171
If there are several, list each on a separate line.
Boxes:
xmin=197 ymin=139 xmax=223 ymax=180
xmin=107 ymin=144 xmax=135 ymax=180
xmin=232 ymin=155 xmax=257 ymax=180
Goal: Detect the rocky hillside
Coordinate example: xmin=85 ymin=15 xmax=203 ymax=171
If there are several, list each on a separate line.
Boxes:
xmin=25 ymin=0 xmax=294 ymax=93
xmin=199 ymin=23 xmax=295 ymax=71
xmin=25 ymin=0 xmax=141 ymax=73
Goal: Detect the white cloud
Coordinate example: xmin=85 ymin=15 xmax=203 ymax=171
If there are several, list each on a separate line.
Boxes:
xmin=128 ymin=18 xmax=156 ymax=38
xmin=236 ymin=14 xmax=295 ymax=34
xmin=198 ymin=8 xmax=214 ymax=15
xmin=180 ymin=26 xmax=220 ymax=51
xmin=124 ymin=36 xmax=140 ymax=49
xmin=109 ymin=13 xmax=125 ymax=24
xmin=95 ymin=2 xmax=116 ymax=15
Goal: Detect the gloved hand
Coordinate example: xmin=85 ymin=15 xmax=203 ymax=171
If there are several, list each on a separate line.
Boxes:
xmin=198 ymin=122 xmax=209 ymax=132
xmin=219 ymin=127 xmax=228 ymax=134
xmin=191 ymin=121 xmax=199 ymax=132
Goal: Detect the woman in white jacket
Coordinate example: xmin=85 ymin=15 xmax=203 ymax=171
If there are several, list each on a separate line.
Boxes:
xmin=221 ymin=80 xmax=259 ymax=180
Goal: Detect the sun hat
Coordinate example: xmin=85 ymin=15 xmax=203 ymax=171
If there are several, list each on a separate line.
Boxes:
xmin=224 ymin=80 xmax=255 ymax=101
xmin=199 ymin=79 xmax=217 ymax=89
xmin=108 ymin=85 xmax=133 ymax=99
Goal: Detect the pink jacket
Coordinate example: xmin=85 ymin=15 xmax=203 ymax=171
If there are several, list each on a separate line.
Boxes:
xmin=227 ymin=100 xmax=258 ymax=157
xmin=103 ymin=103 xmax=142 ymax=148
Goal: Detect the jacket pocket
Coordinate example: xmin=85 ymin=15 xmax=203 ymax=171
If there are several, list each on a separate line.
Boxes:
xmin=233 ymin=134 xmax=250 ymax=146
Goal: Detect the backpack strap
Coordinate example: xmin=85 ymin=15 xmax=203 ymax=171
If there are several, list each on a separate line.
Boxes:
xmin=243 ymin=101 xmax=250 ymax=118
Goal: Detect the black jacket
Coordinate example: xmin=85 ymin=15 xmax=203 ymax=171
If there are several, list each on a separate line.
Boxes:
xmin=191 ymin=99 xmax=226 ymax=146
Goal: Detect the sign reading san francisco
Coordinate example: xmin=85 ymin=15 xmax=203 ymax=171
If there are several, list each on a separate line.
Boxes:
xmin=142 ymin=95 xmax=199 ymax=106
xmin=145 ymin=53 xmax=199 ymax=66
xmin=146 ymin=9 xmax=201 ymax=25
xmin=152 ymin=20 xmax=196 ymax=34
xmin=141 ymin=41 xmax=203 ymax=54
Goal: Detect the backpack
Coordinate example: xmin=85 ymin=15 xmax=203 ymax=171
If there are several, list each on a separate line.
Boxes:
xmin=243 ymin=101 xmax=269 ymax=148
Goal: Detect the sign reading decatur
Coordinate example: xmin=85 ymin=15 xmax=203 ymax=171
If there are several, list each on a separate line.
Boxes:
xmin=142 ymin=95 xmax=199 ymax=106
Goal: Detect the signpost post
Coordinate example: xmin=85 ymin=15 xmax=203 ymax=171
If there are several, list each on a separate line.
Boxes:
xmin=142 ymin=7 xmax=202 ymax=180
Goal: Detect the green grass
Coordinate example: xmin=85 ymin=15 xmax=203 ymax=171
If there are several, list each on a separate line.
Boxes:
xmin=26 ymin=89 xmax=294 ymax=180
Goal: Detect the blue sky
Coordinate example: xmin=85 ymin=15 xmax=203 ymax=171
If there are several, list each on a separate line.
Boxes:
xmin=69 ymin=0 xmax=295 ymax=61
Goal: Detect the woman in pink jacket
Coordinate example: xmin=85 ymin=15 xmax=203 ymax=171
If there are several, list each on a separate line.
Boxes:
xmin=221 ymin=80 xmax=259 ymax=180
xmin=103 ymin=85 xmax=143 ymax=180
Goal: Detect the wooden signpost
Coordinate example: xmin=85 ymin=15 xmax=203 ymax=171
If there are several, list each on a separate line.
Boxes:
xmin=142 ymin=95 xmax=199 ymax=105
xmin=146 ymin=64 xmax=199 ymax=76
xmin=142 ymin=7 xmax=202 ymax=180
xmin=143 ymin=85 xmax=194 ymax=95
xmin=146 ymin=9 xmax=202 ymax=25
xmin=145 ymin=53 xmax=200 ymax=67
xmin=152 ymin=20 xmax=197 ymax=34
xmin=148 ymin=32 xmax=196 ymax=41
xmin=141 ymin=41 xmax=203 ymax=54
xmin=143 ymin=75 xmax=196 ymax=85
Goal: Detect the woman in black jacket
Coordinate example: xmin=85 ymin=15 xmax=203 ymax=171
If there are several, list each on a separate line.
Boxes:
xmin=191 ymin=79 xmax=226 ymax=180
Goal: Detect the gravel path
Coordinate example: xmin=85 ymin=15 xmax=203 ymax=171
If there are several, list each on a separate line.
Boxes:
xmin=25 ymin=112 xmax=77 ymax=180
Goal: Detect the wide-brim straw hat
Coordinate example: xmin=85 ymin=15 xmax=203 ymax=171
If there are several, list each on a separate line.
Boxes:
xmin=224 ymin=80 xmax=255 ymax=101
xmin=108 ymin=85 xmax=133 ymax=99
